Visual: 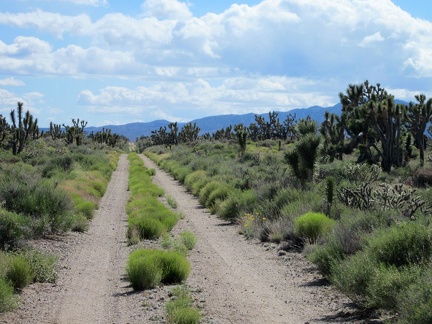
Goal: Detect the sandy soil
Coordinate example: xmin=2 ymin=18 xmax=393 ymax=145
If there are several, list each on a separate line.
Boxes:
xmin=0 ymin=153 xmax=377 ymax=324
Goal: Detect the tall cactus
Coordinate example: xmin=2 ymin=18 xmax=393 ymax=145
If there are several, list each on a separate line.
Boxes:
xmin=9 ymin=102 xmax=37 ymax=155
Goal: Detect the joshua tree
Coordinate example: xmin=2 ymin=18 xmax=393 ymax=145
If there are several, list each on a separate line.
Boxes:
xmin=407 ymin=94 xmax=432 ymax=166
xmin=9 ymin=102 xmax=39 ymax=154
xmin=234 ymin=123 xmax=249 ymax=156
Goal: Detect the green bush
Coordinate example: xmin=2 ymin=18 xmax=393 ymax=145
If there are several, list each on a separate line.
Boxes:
xmin=330 ymin=251 xmax=377 ymax=299
xmin=206 ymin=185 xmax=230 ymax=208
xmin=128 ymin=218 xmax=166 ymax=240
xmin=127 ymin=256 xmax=163 ymax=290
xmin=6 ymin=256 xmax=33 ymax=290
xmin=294 ymin=212 xmax=335 ymax=242
xmin=184 ymin=169 xmax=207 ymax=189
xmin=365 ymin=264 xmax=419 ymax=310
xmin=20 ymin=249 xmax=57 ymax=283
xmin=0 ymin=209 xmax=31 ymax=248
xmin=127 ymin=249 xmax=190 ymax=291
xmin=71 ymin=213 xmax=89 ymax=232
xmin=397 ymin=268 xmax=432 ymax=324
xmin=218 ymin=189 xmax=255 ymax=222
xmin=307 ymin=241 xmax=344 ymax=276
xmin=198 ymin=181 xmax=220 ymax=206
xmin=75 ymin=200 xmax=96 ymax=219
xmin=0 ymin=278 xmax=16 ymax=313
xmin=367 ymin=222 xmax=432 ymax=267
xmin=158 ymin=251 xmax=191 ymax=284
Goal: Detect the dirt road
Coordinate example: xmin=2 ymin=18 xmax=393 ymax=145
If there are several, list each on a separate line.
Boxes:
xmin=142 ymin=155 xmax=363 ymax=324
xmin=0 ymin=153 xmax=365 ymax=324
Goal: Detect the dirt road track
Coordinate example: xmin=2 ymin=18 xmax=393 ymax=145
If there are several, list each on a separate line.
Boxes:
xmin=142 ymin=155 xmax=361 ymax=324
xmin=0 ymin=153 xmax=364 ymax=324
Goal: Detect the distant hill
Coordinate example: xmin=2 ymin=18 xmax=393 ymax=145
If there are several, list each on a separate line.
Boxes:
xmin=86 ymin=103 xmax=343 ymax=141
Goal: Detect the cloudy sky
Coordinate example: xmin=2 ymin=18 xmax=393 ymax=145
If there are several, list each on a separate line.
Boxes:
xmin=0 ymin=0 xmax=432 ymax=127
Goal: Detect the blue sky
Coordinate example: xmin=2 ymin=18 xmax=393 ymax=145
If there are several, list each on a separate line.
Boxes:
xmin=0 ymin=0 xmax=432 ymax=127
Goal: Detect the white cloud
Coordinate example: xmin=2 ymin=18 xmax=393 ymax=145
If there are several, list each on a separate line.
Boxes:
xmin=59 ymin=0 xmax=108 ymax=6
xmin=0 ymin=89 xmax=43 ymax=116
xmin=142 ymin=0 xmax=192 ymax=21
xmin=0 ymin=77 xmax=25 ymax=86
xmin=0 ymin=10 xmax=92 ymax=38
xmin=77 ymin=76 xmax=336 ymax=122
xmin=359 ymin=32 xmax=385 ymax=47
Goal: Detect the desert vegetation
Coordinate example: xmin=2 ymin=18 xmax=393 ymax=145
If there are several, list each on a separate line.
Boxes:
xmin=140 ymin=81 xmax=432 ymax=323
xmin=0 ymin=102 xmax=126 ymax=312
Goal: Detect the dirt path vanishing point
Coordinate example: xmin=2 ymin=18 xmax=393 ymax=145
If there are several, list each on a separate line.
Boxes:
xmin=0 ymin=153 xmax=368 ymax=324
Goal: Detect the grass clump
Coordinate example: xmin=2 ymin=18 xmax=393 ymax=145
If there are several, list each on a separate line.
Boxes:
xmin=6 ymin=256 xmax=33 ymax=290
xmin=0 ymin=209 xmax=31 ymax=248
xmin=179 ymin=232 xmax=197 ymax=251
xmin=294 ymin=212 xmax=335 ymax=243
xmin=127 ymin=256 xmax=163 ymax=290
xmin=165 ymin=286 xmax=201 ymax=324
xmin=0 ymin=278 xmax=16 ymax=313
xmin=127 ymin=249 xmax=190 ymax=291
xmin=167 ymin=195 xmax=178 ymax=209
xmin=20 ymin=249 xmax=57 ymax=284
xmin=127 ymin=153 xmax=179 ymax=242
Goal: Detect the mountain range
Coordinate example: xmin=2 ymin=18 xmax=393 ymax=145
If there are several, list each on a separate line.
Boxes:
xmin=86 ymin=103 xmax=343 ymax=141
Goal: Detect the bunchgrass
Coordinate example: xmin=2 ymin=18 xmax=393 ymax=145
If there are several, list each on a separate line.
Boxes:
xmin=127 ymin=249 xmax=190 ymax=291
xmin=179 ymin=232 xmax=197 ymax=251
xmin=165 ymin=286 xmax=201 ymax=324
xmin=294 ymin=212 xmax=335 ymax=243
xmin=6 ymin=256 xmax=33 ymax=290
xmin=0 ymin=278 xmax=17 ymax=313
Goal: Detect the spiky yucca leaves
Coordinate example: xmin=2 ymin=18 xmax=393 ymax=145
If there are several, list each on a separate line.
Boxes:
xmin=285 ymin=133 xmax=320 ymax=183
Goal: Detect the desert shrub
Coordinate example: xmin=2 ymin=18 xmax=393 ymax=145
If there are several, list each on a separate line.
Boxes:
xmin=158 ymin=250 xmax=191 ymax=284
xmin=198 ymin=181 xmax=220 ymax=206
xmin=0 ymin=209 xmax=31 ymax=248
xmin=367 ymin=222 xmax=432 ymax=267
xmin=127 ymin=256 xmax=163 ymax=290
xmin=155 ymin=212 xmax=180 ymax=232
xmin=147 ymin=168 xmax=156 ymax=176
xmin=294 ymin=212 xmax=335 ymax=242
xmin=330 ymin=251 xmax=377 ymax=299
xmin=206 ymin=185 xmax=230 ymax=209
xmin=307 ymin=241 xmax=344 ymax=276
xmin=397 ymin=267 xmax=432 ymax=324
xmin=6 ymin=256 xmax=33 ymax=290
xmin=20 ymin=249 xmax=57 ymax=283
xmin=128 ymin=218 xmax=166 ymax=240
xmin=71 ymin=213 xmax=89 ymax=232
xmin=184 ymin=170 xmax=207 ymax=190
xmin=0 ymin=278 xmax=16 ymax=313
xmin=331 ymin=209 xmax=388 ymax=256
xmin=41 ymin=155 xmax=73 ymax=178
xmin=171 ymin=165 xmax=190 ymax=183
xmin=190 ymin=177 xmax=209 ymax=197
xmin=218 ymin=189 xmax=255 ymax=222
xmin=179 ymin=232 xmax=197 ymax=251
xmin=75 ymin=200 xmax=96 ymax=219
xmin=365 ymin=264 xmax=419 ymax=310
xmin=127 ymin=249 xmax=190 ymax=290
